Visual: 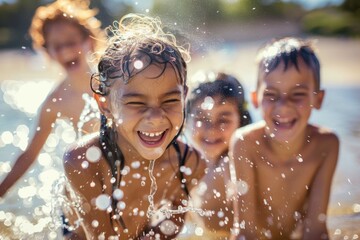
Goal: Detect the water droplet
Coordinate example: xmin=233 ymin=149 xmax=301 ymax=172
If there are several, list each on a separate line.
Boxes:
xmin=95 ymin=194 xmax=111 ymax=210
xmin=113 ymin=189 xmax=124 ymax=200
xmin=159 ymin=220 xmax=177 ymax=235
xmin=86 ymin=146 xmax=102 ymax=163
xmin=92 ymin=220 xmax=99 ymax=227
xmin=296 ymin=154 xmax=303 ymax=163
xmin=131 ymin=161 xmax=140 ymax=169
xmin=194 ymin=226 xmax=204 ymax=236
xmin=201 ymin=96 xmax=214 ymax=110
xmin=81 ymin=161 xmax=89 ymax=169
xmin=237 ymin=179 xmax=249 ymax=195
xmin=134 ymin=60 xmax=143 ymax=69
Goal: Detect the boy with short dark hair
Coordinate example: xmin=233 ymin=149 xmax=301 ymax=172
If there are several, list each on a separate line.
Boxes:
xmin=230 ymin=37 xmax=339 ymax=239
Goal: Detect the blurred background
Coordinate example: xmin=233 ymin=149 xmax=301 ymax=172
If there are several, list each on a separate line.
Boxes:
xmin=0 ymin=0 xmax=359 ymax=239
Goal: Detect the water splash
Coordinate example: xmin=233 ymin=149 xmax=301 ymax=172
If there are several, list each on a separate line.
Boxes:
xmin=146 ymin=160 xmax=210 ymax=220
xmin=77 ymin=93 xmax=100 ymax=137
xmin=146 ymin=160 xmax=157 ymax=218
xmin=50 ymin=176 xmax=84 ymax=232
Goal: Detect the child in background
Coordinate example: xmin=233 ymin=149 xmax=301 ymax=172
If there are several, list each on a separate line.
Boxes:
xmin=0 ymin=0 xmax=104 ymax=198
xmin=63 ymin=13 xmax=206 ymax=239
xmin=229 ymin=37 xmax=339 ymax=239
xmin=184 ymin=72 xmax=252 ymax=238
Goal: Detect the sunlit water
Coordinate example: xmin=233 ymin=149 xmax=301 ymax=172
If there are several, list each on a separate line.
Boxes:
xmin=0 ymin=78 xmax=359 ymax=239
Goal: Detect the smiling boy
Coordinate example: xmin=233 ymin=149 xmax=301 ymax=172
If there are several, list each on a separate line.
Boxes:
xmin=229 ymin=37 xmax=339 ymax=239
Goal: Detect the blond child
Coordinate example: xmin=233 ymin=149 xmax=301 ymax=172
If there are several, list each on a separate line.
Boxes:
xmin=0 ymin=0 xmax=103 ymax=198
xmin=63 ymin=13 xmax=206 ymax=239
xmin=229 ymin=37 xmax=339 ymax=239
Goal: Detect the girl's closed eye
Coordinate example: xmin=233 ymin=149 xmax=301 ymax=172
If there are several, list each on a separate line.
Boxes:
xmin=127 ymin=101 xmax=145 ymax=105
xmin=163 ymin=98 xmax=181 ymax=104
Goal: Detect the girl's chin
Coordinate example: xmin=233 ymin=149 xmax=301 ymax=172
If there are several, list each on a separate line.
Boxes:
xmin=140 ymin=150 xmax=165 ymax=161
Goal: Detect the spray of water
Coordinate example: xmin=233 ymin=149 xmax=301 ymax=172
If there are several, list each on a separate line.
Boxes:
xmin=146 ymin=160 xmax=210 ymax=220
xmin=77 ymin=93 xmax=100 ymax=137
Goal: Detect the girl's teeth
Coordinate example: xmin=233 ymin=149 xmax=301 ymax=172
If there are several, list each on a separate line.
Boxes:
xmin=141 ymin=131 xmax=163 ymax=137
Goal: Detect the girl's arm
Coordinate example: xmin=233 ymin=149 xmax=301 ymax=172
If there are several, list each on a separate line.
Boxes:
xmin=0 ymin=96 xmax=57 ymax=197
xmin=303 ymin=134 xmax=339 ymax=240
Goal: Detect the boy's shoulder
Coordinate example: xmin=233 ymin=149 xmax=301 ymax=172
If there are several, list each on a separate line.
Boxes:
xmin=308 ymin=124 xmax=339 ymax=146
xmin=231 ymin=121 xmax=266 ymax=144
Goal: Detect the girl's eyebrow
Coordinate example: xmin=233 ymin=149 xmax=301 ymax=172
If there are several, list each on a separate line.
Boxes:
xmin=122 ymin=89 xmax=182 ymax=99
xmin=219 ymin=111 xmax=234 ymax=117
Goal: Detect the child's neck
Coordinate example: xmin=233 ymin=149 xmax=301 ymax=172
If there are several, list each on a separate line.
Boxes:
xmin=266 ymin=130 xmax=309 ymax=162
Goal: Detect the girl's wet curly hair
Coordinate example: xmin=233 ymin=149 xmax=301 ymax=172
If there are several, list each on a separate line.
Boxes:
xmin=91 ymin=13 xmax=191 ymax=96
xmin=29 ymin=0 xmax=104 ymax=52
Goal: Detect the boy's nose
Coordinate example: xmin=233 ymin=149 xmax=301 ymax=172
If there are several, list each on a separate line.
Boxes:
xmin=276 ymin=95 xmax=292 ymax=107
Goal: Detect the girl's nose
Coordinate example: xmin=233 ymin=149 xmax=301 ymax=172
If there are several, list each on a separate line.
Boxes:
xmin=145 ymin=107 xmax=165 ymax=122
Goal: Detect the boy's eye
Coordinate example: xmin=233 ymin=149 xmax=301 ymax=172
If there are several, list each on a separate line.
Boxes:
xmin=293 ymin=92 xmax=307 ymax=97
xmin=263 ymin=92 xmax=277 ymax=100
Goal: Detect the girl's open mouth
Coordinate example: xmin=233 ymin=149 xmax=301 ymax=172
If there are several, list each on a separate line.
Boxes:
xmin=138 ymin=130 xmax=167 ymax=146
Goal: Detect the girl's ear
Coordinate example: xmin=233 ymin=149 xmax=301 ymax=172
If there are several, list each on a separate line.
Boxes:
xmin=251 ymin=91 xmax=259 ymax=108
xmin=93 ymin=93 xmax=111 ymax=116
xmin=313 ymin=90 xmax=325 ymax=109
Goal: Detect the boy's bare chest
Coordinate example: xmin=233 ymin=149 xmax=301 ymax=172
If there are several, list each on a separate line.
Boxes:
xmin=254 ymin=148 xmax=325 ymax=217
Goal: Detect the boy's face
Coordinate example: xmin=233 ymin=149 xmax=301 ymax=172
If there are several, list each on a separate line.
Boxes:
xmin=45 ymin=21 xmax=92 ymax=74
xmin=104 ymin=64 xmax=185 ymax=160
xmin=252 ymin=58 xmax=324 ymax=143
xmin=186 ymin=96 xmax=240 ymax=162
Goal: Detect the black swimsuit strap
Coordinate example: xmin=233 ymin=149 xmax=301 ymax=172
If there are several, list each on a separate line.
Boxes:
xmin=172 ymin=141 xmax=190 ymax=196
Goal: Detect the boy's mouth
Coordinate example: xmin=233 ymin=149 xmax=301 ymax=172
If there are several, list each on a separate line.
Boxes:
xmin=273 ymin=117 xmax=297 ymax=129
xmin=138 ymin=130 xmax=167 ymax=146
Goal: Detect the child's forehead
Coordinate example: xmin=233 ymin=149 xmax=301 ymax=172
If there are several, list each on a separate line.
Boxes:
xmin=191 ymin=95 xmax=237 ymax=111
xmin=131 ymin=63 xmax=179 ymax=82
xmin=259 ymin=61 xmax=315 ymax=88
xmin=44 ymin=20 xmax=83 ymax=39
xmin=115 ymin=64 xmax=183 ymax=93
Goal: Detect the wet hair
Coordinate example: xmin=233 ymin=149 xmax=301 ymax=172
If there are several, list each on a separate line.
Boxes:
xmin=29 ymin=0 xmax=104 ymax=52
xmin=187 ymin=72 xmax=252 ymax=127
xmin=91 ymin=13 xmax=190 ymax=96
xmin=256 ymin=37 xmax=321 ymax=91
xmin=90 ymin=13 xmax=191 ymax=231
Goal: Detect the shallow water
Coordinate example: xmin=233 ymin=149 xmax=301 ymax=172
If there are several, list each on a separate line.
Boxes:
xmin=0 ymin=78 xmax=359 ymax=239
